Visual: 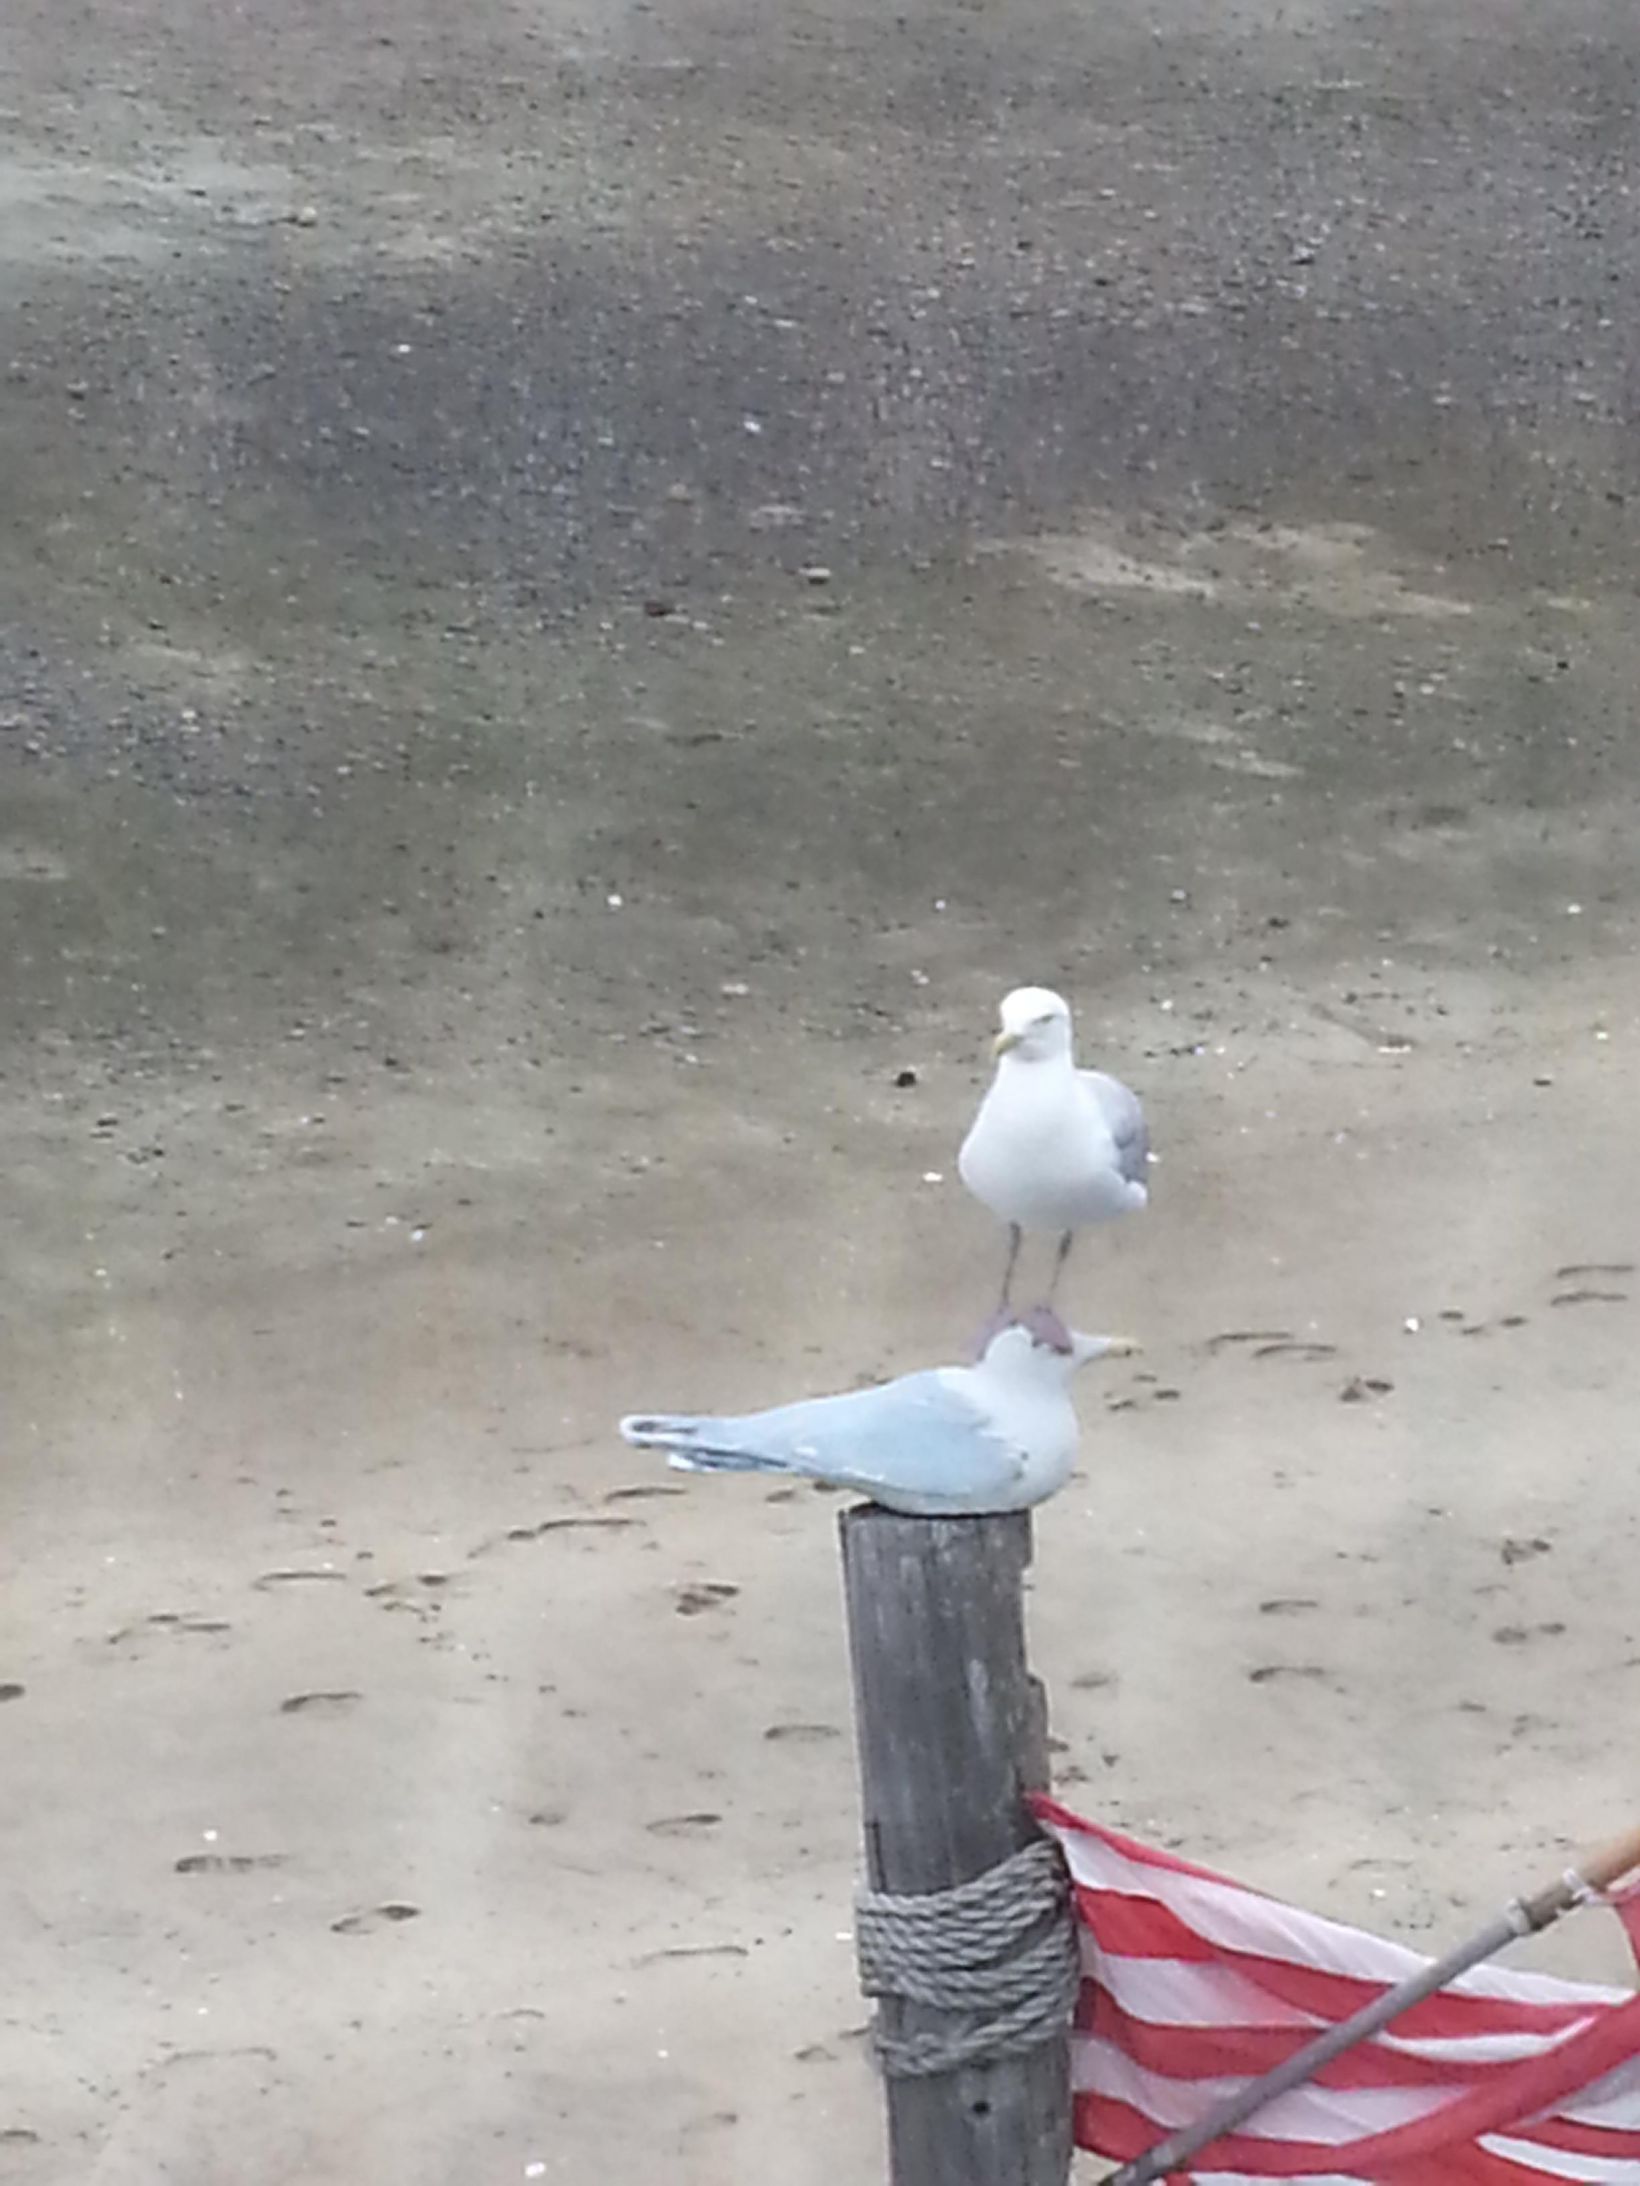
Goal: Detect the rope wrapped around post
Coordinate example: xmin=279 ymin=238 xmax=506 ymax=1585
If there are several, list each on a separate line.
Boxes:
xmin=856 ymin=1837 xmax=1081 ymax=2078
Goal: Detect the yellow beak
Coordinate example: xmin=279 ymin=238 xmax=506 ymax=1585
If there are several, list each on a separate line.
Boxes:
xmin=993 ymin=1029 xmax=1022 ymax=1057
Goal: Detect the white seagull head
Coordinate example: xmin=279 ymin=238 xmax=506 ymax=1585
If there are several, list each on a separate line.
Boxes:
xmin=992 ymin=984 xmax=1074 ymax=1064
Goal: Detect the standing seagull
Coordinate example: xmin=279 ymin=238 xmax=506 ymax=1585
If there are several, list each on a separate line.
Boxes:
xmin=958 ymin=985 xmax=1149 ymax=1346
xmin=619 ymin=1322 xmax=1136 ymax=1517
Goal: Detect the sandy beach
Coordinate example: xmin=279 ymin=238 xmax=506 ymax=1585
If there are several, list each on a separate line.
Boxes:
xmin=3 ymin=2 xmax=1638 ymax=2178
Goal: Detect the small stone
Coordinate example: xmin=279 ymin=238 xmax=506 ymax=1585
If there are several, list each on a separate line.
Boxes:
xmin=292 ymin=205 xmax=319 ymax=227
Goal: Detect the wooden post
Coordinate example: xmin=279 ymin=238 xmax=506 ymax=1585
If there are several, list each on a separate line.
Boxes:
xmin=839 ymin=1506 xmax=1072 ymax=2186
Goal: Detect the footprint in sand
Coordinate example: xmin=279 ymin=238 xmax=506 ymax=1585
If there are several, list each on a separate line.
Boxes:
xmin=674 ymin=1582 xmax=739 ymax=1617
xmin=636 ymin=1942 xmax=749 ymax=1965
xmin=330 ymin=1902 xmax=420 ymax=1935
xmin=1500 ymin=1536 xmax=1553 ymax=1567
xmin=175 ymin=1852 xmax=288 ymax=1875
xmin=1204 ymin=1330 xmax=1338 ymax=1364
xmin=1426 ymin=1310 xmax=1531 ymax=1337
xmin=363 ymin=1576 xmax=455 ymax=1617
xmin=1548 ymin=1261 xmax=1631 ymax=1308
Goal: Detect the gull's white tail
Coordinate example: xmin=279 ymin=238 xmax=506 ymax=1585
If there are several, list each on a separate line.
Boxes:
xmin=620 ymin=1412 xmax=792 ymax=1475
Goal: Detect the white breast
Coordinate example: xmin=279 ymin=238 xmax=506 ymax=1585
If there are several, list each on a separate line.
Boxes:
xmin=959 ymin=1067 xmax=1127 ymax=1231
xmin=937 ymin=1365 xmax=1080 ymax=1511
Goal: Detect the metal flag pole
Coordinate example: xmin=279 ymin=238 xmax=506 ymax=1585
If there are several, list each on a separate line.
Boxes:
xmin=1103 ymin=1820 xmax=1640 ymax=2186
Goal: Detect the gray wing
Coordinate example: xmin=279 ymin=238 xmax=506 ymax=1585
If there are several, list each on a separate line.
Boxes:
xmin=621 ymin=1370 xmax=1018 ymax=1506
xmin=1080 ymin=1069 xmax=1150 ymax=1186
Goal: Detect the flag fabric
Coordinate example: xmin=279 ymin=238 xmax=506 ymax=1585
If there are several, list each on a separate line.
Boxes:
xmin=1032 ymin=1797 xmax=1640 ymax=2185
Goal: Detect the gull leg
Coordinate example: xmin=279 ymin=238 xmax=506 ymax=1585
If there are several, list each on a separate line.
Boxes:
xmin=1020 ymin=1231 xmax=1078 ymax=1354
xmin=999 ymin=1224 xmax=1023 ymax=1309
xmin=968 ymin=1227 xmax=1025 ymax=1361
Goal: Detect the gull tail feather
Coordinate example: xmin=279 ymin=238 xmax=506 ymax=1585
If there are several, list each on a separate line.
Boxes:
xmin=666 ymin=1448 xmax=782 ymax=1477
xmin=619 ymin=1413 xmax=796 ymax=1478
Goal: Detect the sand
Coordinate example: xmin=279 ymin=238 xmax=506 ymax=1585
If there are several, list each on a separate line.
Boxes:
xmin=3 ymin=1 xmax=1639 ymax=2179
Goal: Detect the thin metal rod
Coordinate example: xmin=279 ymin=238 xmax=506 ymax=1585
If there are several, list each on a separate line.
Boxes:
xmin=1103 ymin=1910 xmax=1523 ymax=2186
xmin=1103 ymin=1821 xmax=1640 ymax=2186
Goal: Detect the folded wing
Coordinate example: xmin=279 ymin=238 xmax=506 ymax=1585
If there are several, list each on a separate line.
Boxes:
xmin=1080 ymin=1069 xmax=1149 ymax=1191
xmin=621 ymin=1370 xmax=1018 ymax=1508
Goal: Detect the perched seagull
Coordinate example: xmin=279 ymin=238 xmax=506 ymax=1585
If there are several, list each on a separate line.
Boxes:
xmin=618 ymin=1322 xmax=1137 ymax=1517
xmin=959 ymin=985 xmax=1149 ymax=1346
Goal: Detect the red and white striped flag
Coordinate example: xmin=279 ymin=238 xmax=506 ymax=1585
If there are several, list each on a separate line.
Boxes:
xmin=1033 ymin=1797 xmax=1640 ymax=2184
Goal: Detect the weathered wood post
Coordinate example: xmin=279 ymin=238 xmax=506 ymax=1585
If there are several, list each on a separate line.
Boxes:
xmin=839 ymin=1506 xmax=1074 ymax=2186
